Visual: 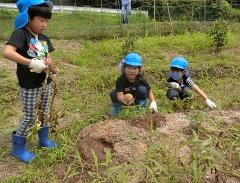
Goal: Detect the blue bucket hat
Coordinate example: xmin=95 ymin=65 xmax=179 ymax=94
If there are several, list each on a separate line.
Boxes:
xmin=15 ymin=0 xmax=53 ymax=29
xmin=123 ymin=53 xmax=142 ymax=67
xmin=170 ymin=56 xmax=188 ymax=70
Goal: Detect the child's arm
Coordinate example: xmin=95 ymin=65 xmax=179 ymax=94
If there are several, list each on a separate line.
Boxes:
xmin=116 ymin=92 xmax=124 ymax=103
xmin=148 ymin=89 xmax=158 ymax=113
xmin=3 ymin=45 xmax=47 ymax=73
xmin=192 ymin=84 xmax=217 ymax=108
xmin=148 ymin=89 xmax=156 ymax=102
xmin=3 ymin=45 xmax=30 ymax=65
xmin=192 ymin=84 xmax=208 ymax=100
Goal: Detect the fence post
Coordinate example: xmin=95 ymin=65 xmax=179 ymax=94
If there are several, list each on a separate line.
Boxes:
xmin=60 ymin=0 xmax=63 ymax=12
xmin=204 ymin=0 xmax=206 ymax=21
xmin=153 ymin=0 xmax=156 ymax=21
xmin=167 ymin=3 xmax=173 ymax=33
xmin=101 ymin=0 xmax=103 ymax=36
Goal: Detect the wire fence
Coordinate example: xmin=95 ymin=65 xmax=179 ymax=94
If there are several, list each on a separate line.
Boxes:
xmin=0 ymin=2 xmax=239 ymax=40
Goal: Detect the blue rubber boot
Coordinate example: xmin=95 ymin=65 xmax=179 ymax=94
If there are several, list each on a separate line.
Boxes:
xmin=136 ymin=99 xmax=147 ymax=108
xmin=11 ymin=131 xmax=35 ymax=163
xmin=38 ymin=126 xmax=57 ymax=148
xmin=111 ymin=103 xmax=122 ymax=116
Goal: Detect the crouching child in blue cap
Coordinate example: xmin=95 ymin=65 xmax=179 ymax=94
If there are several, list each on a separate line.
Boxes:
xmin=110 ymin=53 xmax=158 ymax=116
xmin=166 ymin=56 xmax=217 ymax=109
xmin=3 ymin=0 xmax=57 ymax=163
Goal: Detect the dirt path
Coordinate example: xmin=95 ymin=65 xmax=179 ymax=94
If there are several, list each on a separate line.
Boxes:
xmin=0 ymin=44 xmax=16 ymax=72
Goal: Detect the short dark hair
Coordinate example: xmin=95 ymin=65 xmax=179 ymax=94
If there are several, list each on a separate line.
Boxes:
xmin=28 ymin=4 xmax=52 ymax=20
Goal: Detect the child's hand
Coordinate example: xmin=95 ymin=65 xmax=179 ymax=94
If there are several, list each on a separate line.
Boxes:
xmin=47 ymin=62 xmax=57 ymax=74
xmin=122 ymin=94 xmax=135 ymax=106
xmin=205 ymin=99 xmax=217 ymax=109
xmin=149 ymin=101 xmax=158 ymax=113
xmin=44 ymin=57 xmax=57 ymax=74
xmin=167 ymin=82 xmax=180 ymax=90
xmin=29 ymin=58 xmax=47 ymax=73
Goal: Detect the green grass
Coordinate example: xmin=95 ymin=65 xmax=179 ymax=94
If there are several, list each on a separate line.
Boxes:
xmin=0 ymin=22 xmax=240 ymax=182
xmin=0 ymin=9 xmax=151 ymax=40
xmin=1 ymin=9 xmax=240 ymax=40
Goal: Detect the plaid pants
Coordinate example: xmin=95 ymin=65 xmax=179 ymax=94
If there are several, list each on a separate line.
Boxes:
xmin=16 ymin=83 xmax=52 ymax=137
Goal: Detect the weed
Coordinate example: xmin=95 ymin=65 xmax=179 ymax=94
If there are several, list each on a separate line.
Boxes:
xmin=209 ymin=19 xmax=229 ymax=52
xmin=121 ymin=33 xmax=138 ymax=56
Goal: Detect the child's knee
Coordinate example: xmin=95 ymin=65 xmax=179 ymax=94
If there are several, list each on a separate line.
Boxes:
xmin=136 ymin=86 xmax=147 ymax=99
xmin=167 ymin=89 xmax=180 ymax=100
xmin=181 ymin=87 xmax=192 ymax=99
xmin=110 ymin=90 xmax=118 ymax=103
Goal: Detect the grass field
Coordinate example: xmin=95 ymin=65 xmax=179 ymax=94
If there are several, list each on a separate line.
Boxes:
xmin=2 ymin=9 xmax=239 ymax=40
xmin=0 ymin=10 xmax=240 ymax=183
xmin=0 ymin=9 xmax=152 ymax=40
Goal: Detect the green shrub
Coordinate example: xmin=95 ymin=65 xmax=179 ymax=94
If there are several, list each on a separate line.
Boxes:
xmin=209 ymin=19 xmax=229 ymax=52
xmin=146 ymin=0 xmax=233 ymax=21
xmin=207 ymin=0 xmax=232 ymax=20
xmin=231 ymin=8 xmax=240 ymax=22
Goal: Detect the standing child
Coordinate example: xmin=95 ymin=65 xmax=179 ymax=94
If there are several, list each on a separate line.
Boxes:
xmin=3 ymin=0 xmax=56 ymax=163
xmin=166 ymin=56 xmax=217 ymax=108
xmin=110 ymin=53 xmax=158 ymax=116
xmin=121 ymin=0 xmax=131 ymax=24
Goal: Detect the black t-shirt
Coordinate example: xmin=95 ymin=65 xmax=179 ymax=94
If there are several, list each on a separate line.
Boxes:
xmin=115 ymin=73 xmax=151 ymax=97
xmin=7 ymin=27 xmax=54 ymax=88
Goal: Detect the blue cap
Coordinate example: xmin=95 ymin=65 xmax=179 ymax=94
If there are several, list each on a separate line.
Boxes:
xmin=14 ymin=0 xmax=53 ymax=29
xmin=170 ymin=56 xmax=188 ymax=70
xmin=123 ymin=53 xmax=142 ymax=67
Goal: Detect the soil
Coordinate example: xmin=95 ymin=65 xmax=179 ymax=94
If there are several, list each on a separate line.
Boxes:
xmin=75 ymin=111 xmax=240 ymax=183
xmin=0 ymin=133 xmax=22 ymax=181
xmin=0 ymin=57 xmax=16 ymax=73
xmin=75 ymin=112 xmax=192 ymax=165
xmin=51 ymin=40 xmax=83 ymax=54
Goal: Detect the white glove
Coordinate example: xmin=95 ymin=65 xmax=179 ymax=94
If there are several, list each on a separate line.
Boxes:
xmin=205 ymin=99 xmax=217 ymax=109
xmin=28 ymin=58 xmax=47 ymax=73
xmin=167 ymin=82 xmax=180 ymax=90
xmin=149 ymin=101 xmax=158 ymax=113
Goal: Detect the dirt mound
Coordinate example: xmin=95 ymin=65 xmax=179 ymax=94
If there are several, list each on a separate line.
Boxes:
xmin=76 ymin=111 xmax=240 ymax=181
xmin=77 ymin=118 xmax=150 ymax=164
xmin=76 ymin=113 xmax=194 ymax=165
xmin=209 ymin=110 xmax=240 ymax=124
